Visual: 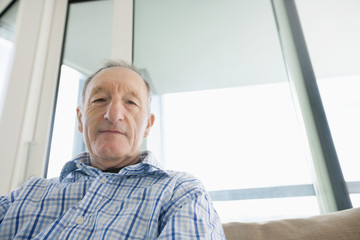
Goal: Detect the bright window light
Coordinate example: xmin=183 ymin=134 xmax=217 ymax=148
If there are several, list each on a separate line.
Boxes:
xmin=160 ymin=82 xmax=312 ymax=191
xmin=47 ymin=65 xmax=81 ymax=178
xmin=146 ymin=82 xmax=320 ymax=222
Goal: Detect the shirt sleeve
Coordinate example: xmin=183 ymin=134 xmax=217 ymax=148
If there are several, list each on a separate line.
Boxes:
xmin=157 ymin=177 xmax=226 ymax=239
xmin=0 ymin=184 xmax=25 ymax=223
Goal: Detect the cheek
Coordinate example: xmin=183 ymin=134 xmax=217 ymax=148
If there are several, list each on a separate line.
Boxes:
xmin=134 ymin=117 xmax=148 ymax=138
xmin=82 ymin=116 xmax=98 ymax=140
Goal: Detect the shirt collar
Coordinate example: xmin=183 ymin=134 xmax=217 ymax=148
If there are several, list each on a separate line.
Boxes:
xmin=60 ymin=151 xmax=169 ymax=181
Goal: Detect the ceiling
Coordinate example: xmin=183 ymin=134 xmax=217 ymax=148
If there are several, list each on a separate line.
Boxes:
xmin=295 ymin=0 xmax=360 ymax=80
xmin=62 ymin=0 xmax=360 ymax=94
xmin=63 ymin=0 xmax=113 ymax=76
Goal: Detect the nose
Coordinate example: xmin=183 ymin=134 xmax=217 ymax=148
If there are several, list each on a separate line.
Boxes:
xmin=104 ymin=100 xmax=125 ymax=123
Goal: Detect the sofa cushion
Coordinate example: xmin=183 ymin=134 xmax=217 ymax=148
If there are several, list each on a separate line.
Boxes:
xmin=223 ymin=207 xmax=360 ymax=240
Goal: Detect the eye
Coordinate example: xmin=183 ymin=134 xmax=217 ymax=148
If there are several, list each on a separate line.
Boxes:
xmin=126 ymin=100 xmax=137 ymax=106
xmin=92 ymin=98 xmax=106 ymax=103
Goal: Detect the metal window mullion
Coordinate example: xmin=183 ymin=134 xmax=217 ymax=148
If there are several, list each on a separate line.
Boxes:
xmin=209 ymin=184 xmax=316 ymax=201
xmin=21 ymin=0 xmax=68 ymax=183
xmin=271 ymin=0 xmax=352 ymax=212
xmin=209 ymin=181 xmax=360 ymax=202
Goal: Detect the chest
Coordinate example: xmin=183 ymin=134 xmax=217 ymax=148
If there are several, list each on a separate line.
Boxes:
xmin=2 ymin=175 xmax=173 ymax=239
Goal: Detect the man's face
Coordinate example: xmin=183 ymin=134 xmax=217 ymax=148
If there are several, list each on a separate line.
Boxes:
xmin=76 ymin=67 xmax=154 ymax=170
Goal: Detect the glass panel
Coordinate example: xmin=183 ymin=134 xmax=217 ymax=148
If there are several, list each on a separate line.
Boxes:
xmin=47 ymin=65 xmax=85 ymax=178
xmin=214 ymin=196 xmax=319 ymax=223
xmin=134 ymin=0 xmax=319 ymax=221
xmin=161 ymin=83 xmax=311 ymax=191
xmin=0 ymin=1 xmax=19 ymax=115
xmin=296 ymin=0 xmax=360 ymax=205
xmin=47 ymin=0 xmax=113 ymax=178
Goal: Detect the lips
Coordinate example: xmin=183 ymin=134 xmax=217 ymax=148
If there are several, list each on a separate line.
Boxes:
xmin=99 ymin=129 xmax=126 ymax=135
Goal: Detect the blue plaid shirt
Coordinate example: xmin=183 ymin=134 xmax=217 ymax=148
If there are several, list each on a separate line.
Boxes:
xmin=0 ymin=151 xmax=225 ymax=239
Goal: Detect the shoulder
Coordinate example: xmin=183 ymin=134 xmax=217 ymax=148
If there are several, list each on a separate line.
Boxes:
xmin=1 ymin=177 xmax=59 ymax=209
xmin=157 ymin=171 xmax=225 ymax=238
xmin=167 ymin=170 xmax=205 ymax=191
xmin=162 ymin=170 xmax=208 ymax=207
xmin=12 ymin=177 xmax=60 ymax=198
xmin=25 ymin=176 xmax=60 ymax=187
xmin=12 ymin=176 xmax=58 ymax=191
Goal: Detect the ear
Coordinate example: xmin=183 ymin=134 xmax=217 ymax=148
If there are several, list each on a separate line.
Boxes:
xmin=76 ymin=106 xmax=84 ymax=133
xmin=144 ymin=113 xmax=155 ymax=138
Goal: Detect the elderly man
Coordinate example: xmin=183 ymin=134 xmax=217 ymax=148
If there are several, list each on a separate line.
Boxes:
xmin=0 ymin=61 xmax=225 ymax=239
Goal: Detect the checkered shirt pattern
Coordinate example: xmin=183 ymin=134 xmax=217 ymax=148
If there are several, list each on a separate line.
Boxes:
xmin=0 ymin=151 xmax=225 ymax=239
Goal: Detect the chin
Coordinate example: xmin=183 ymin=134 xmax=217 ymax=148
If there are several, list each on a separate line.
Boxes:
xmin=100 ymin=149 xmax=129 ymax=159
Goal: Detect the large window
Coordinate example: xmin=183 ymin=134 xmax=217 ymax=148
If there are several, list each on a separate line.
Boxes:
xmin=134 ymin=0 xmax=319 ymax=222
xmin=40 ymin=0 xmax=356 ymax=223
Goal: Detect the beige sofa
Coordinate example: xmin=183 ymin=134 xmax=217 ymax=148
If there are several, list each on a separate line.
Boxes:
xmin=223 ymin=207 xmax=360 ymax=240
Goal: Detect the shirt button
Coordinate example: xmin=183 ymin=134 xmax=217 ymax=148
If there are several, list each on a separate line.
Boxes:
xmin=76 ymin=163 xmax=81 ymax=169
xmin=75 ymin=216 xmax=84 ymax=224
xmin=100 ymin=177 xmax=107 ymax=184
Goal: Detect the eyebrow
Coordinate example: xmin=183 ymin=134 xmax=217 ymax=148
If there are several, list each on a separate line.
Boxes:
xmin=129 ymin=90 xmax=141 ymax=100
xmin=89 ymin=86 xmax=106 ymax=97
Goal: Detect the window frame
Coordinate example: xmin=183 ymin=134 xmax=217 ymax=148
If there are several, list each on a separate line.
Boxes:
xmin=271 ymin=0 xmax=352 ymax=211
xmin=0 ymin=0 xmax=68 ymax=194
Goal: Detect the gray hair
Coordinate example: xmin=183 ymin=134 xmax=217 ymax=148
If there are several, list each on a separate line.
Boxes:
xmin=80 ymin=60 xmax=152 ymax=112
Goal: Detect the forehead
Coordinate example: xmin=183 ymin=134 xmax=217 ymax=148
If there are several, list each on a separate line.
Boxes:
xmin=86 ymin=67 xmax=147 ymax=97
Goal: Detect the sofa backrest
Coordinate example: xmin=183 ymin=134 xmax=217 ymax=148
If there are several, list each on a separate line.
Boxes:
xmin=223 ymin=207 xmax=360 ymax=240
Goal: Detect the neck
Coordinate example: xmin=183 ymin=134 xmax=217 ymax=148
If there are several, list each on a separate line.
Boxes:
xmin=89 ymin=153 xmax=141 ymax=171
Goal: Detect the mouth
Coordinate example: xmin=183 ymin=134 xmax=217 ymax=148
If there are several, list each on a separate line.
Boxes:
xmin=99 ymin=129 xmax=126 ymax=135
